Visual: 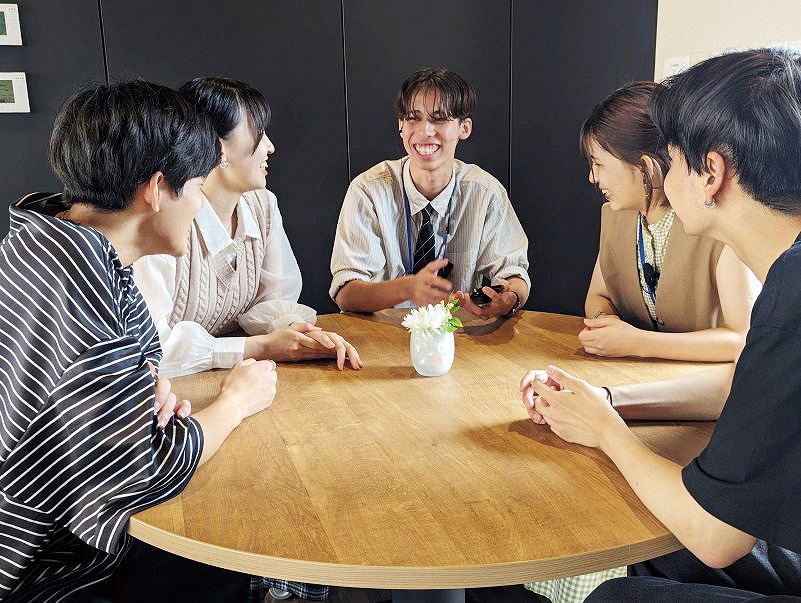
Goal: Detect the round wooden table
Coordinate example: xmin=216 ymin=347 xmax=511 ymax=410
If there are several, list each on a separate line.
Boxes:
xmin=130 ymin=311 xmax=716 ymax=598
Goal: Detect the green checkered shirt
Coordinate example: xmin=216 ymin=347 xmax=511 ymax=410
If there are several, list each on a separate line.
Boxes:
xmin=638 ymin=208 xmax=675 ymax=323
xmin=525 ymin=567 xmax=627 ymax=602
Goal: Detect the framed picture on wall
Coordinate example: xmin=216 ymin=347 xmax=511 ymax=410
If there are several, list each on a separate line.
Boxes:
xmin=0 ymin=3 xmax=22 ymax=45
xmin=0 ymin=72 xmax=29 ymax=112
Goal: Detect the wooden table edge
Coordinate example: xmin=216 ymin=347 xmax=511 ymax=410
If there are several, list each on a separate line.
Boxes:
xmin=128 ymin=517 xmax=683 ymax=588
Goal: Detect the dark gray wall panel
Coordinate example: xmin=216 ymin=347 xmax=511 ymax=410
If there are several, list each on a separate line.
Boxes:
xmin=0 ymin=1 xmax=105 ymax=233
xmin=344 ymin=0 xmax=511 ymax=190
xmin=511 ymin=1 xmax=657 ymax=315
xmin=102 ymin=0 xmax=347 ymax=312
xmin=3 ymin=1 xmax=659 ymax=316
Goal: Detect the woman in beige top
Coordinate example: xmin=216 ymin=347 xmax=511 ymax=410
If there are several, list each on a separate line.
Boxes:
xmin=578 ymin=82 xmax=759 ymax=362
xmin=134 ymin=78 xmax=362 ymax=380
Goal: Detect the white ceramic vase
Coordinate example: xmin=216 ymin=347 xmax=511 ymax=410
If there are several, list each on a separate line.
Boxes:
xmin=410 ymin=329 xmax=455 ymax=377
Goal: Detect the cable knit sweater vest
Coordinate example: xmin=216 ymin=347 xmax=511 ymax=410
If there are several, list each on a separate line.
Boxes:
xmin=169 ymin=190 xmax=271 ymax=336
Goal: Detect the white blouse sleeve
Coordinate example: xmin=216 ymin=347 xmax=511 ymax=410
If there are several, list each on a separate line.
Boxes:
xmin=133 ymin=254 xmax=245 ymax=378
xmin=237 ymin=191 xmax=316 ymax=335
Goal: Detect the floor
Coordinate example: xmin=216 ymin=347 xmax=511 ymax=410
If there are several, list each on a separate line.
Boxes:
xmin=269 ymin=585 xmax=549 ymax=603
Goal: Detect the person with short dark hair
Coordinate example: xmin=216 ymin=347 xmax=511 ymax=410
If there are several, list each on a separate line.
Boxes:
xmin=134 ymin=77 xmax=362 ymax=380
xmin=0 ymin=80 xmax=277 ymax=601
xmin=577 ymin=82 xmax=758 ymax=362
xmin=330 ymin=68 xmax=530 ymax=319
xmin=520 ymin=48 xmax=801 ymax=602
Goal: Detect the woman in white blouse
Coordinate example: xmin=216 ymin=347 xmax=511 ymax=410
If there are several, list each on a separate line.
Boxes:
xmin=134 ymin=77 xmax=362 ymax=380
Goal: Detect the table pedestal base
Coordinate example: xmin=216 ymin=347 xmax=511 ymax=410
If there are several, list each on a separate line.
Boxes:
xmin=392 ymin=589 xmax=465 ymax=603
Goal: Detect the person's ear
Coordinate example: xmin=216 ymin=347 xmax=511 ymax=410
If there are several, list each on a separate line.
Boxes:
xmin=639 ymin=155 xmax=664 ymax=189
xmin=398 ymin=119 xmax=404 ymax=136
xmin=141 ymin=172 xmax=165 ymax=213
xmin=458 ymin=117 xmax=473 ymax=140
xmin=704 ymin=151 xmax=728 ymax=199
xmin=218 ymin=136 xmax=231 ymax=168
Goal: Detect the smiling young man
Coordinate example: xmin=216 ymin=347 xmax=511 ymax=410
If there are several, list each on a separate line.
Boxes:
xmin=330 ymin=68 xmax=530 ymax=318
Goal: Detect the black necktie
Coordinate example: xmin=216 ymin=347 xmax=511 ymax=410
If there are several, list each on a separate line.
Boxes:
xmin=412 ymin=204 xmax=436 ymax=273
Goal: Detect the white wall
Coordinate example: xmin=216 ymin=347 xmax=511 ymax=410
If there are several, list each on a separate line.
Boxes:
xmin=655 ymin=0 xmax=801 ymax=80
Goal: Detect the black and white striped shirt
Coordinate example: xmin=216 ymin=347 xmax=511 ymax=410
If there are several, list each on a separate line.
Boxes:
xmin=0 ymin=193 xmax=203 ymax=602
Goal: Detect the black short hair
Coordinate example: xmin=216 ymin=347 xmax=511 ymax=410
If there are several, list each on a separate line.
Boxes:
xmin=395 ymin=68 xmax=476 ymax=121
xmin=649 ymin=48 xmax=801 ymax=214
xmin=179 ymin=77 xmax=271 ymax=153
xmin=49 ymin=80 xmax=219 ymax=211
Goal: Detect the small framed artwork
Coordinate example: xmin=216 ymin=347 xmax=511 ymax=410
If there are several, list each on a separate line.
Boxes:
xmin=0 ymin=4 xmax=22 ymax=45
xmin=0 ymin=72 xmax=30 ymax=112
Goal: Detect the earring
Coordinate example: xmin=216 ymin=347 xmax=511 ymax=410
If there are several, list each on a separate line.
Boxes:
xmin=220 ymin=158 xmax=229 ymax=169
xmin=703 ymin=196 xmax=717 ymax=209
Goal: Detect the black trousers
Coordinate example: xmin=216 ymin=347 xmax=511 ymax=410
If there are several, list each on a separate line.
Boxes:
xmin=586 ymin=542 xmax=801 ymax=603
xmin=90 ymin=537 xmax=250 ymax=603
xmin=586 ymin=576 xmax=786 ymax=602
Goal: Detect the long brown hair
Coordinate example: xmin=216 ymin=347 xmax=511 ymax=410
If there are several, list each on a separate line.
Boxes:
xmin=580 ymin=81 xmax=670 ymax=209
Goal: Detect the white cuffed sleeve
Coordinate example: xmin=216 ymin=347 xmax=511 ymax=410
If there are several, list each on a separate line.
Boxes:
xmin=132 ymin=254 xmax=245 ymax=378
xmin=238 ymin=191 xmax=316 ymax=335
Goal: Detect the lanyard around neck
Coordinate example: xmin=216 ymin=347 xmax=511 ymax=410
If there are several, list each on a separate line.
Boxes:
xmin=637 ymin=215 xmax=657 ymax=305
xmin=402 ymin=161 xmax=455 ymax=275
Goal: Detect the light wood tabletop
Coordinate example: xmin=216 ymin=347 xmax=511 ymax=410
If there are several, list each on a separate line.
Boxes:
xmin=130 ymin=310 xmax=718 ymax=589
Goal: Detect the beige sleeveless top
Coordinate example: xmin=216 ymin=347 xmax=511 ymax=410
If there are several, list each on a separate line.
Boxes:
xmin=598 ymin=203 xmax=725 ymax=332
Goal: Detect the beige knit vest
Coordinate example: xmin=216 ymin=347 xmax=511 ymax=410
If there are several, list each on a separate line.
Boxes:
xmin=169 ymin=190 xmax=271 ymax=335
xmin=598 ymin=203 xmax=724 ymax=332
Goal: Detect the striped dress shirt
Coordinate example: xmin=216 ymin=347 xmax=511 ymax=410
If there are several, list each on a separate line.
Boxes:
xmin=0 ymin=193 xmax=203 ymax=602
xmin=330 ymin=158 xmax=530 ymax=304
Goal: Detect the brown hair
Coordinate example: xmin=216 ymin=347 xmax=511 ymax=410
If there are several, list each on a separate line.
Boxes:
xmin=580 ymin=81 xmax=670 ymax=208
xmin=395 ymin=68 xmax=476 ymax=121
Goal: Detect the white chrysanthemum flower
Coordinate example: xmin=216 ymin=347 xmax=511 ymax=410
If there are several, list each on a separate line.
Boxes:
xmin=402 ymin=302 xmax=452 ymax=333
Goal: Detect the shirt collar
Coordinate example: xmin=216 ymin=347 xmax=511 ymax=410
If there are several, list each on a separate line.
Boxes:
xmin=195 ymin=193 xmax=262 ymax=258
xmin=643 ymin=207 xmax=676 ymax=236
xmin=402 ymin=159 xmax=457 ymax=216
xmin=237 ymin=196 xmax=262 ymax=240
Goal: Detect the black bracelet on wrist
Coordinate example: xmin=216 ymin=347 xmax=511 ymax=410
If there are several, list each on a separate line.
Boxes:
xmin=502 ymin=291 xmax=521 ymax=318
xmin=601 ymin=386 xmax=613 ymax=406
